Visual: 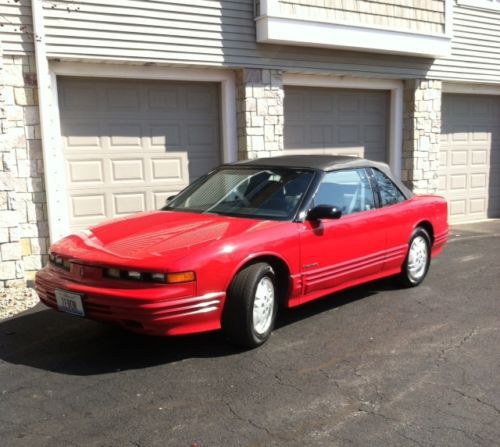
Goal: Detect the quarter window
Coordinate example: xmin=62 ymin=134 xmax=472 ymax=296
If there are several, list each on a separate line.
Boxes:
xmin=313 ymin=169 xmax=375 ymax=215
xmin=371 ymin=169 xmax=405 ymax=206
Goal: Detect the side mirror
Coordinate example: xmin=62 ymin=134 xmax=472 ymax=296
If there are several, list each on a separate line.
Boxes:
xmin=307 ymin=204 xmax=342 ymax=221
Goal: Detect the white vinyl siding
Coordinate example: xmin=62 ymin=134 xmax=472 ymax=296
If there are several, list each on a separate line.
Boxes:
xmin=42 ymin=0 xmax=253 ymax=64
xmin=430 ymin=4 xmax=500 ymax=83
xmin=38 ymin=0 xmax=436 ymax=78
xmin=0 ymin=0 xmax=34 ymax=54
xmin=2 ymin=1 xmax=500 ymax=85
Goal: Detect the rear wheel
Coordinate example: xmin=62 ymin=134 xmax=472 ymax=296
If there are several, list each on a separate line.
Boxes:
xmin=399 ymin=227 xmax=431 ymax=287
xmin=222 ymin=262 xmax=278 ymax=348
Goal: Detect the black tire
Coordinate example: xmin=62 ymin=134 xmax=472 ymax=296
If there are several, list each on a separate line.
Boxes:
xmin=398 ymin=227 xmax=432 ymax=288
xmin=222 ymin=262 xmax=278 ymax=348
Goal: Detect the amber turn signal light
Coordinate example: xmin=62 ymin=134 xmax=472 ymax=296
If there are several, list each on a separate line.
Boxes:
xmin=165 ymin=271 xmax=196 ymax=284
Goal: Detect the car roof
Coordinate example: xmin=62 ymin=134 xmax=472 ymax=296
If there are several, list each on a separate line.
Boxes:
xmin=232 ymin=155 xmax=414 ymax=199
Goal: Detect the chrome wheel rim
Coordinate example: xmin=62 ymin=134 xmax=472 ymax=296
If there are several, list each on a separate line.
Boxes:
xmin=408 ymin=236 xmax=428 ymax=281
xmin=253 ymin=277 xmax=275 ymax=335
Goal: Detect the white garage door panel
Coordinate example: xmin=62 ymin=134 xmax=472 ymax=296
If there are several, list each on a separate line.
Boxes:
xmin=284 ymin=87 xmax=389 ymax=162
xmin=440 ymin=94 xmax=500 ymax=223
xmin=59 ymin=77 xmax=221 ymax=232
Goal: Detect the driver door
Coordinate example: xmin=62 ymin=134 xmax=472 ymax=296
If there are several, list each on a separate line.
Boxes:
xmin=299 ymin=168 xmax=387 ymax=297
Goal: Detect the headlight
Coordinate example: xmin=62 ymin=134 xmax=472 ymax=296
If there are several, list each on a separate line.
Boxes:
xmin=127 ymin=271 xmax=142 ymax=280
xmin=151 ymin=272 xmax=166 ymax=282
xmin=104 ymin=268 xmax=195 ymax=284
xmin=49 ymin=254 xmax=71 ymax=271
xmin=107 ymin=268 xmax=121 ymax=279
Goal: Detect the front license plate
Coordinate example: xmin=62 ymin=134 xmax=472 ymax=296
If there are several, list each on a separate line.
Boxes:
xmin=55 ymin=289 xmax=85 ymax=317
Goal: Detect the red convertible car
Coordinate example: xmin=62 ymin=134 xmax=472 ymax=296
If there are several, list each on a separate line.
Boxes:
xmin=35 ymin=156 xmax=448 ymax=347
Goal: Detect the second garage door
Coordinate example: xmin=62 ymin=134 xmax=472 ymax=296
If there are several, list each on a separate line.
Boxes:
xmin=440 ymin=93 xmax=500 ymax=223
xmin=58 ymin=77 xmax=221 ymax=232
xmin=284 ymin=86 xmax=389 ymax=162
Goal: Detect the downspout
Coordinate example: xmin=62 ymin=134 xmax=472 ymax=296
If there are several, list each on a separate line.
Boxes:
xmin=31 ymin=0 xmax=68 ymax=243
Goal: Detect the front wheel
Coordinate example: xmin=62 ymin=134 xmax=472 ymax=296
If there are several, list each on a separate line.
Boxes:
xmin=398 ymin=227 xmax=431 ymax=287
xmin=222 ymin=262 xmax=278 ymax=348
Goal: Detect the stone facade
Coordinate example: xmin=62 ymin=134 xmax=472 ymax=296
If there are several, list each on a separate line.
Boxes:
xmin=0 ymin=47 xmax=48 ymax=287
xmin=236 ymin=68 xmax=284 ymax=159
xmin=402 ymin=79 xmax=442 ymax=194
xmin=0 ymin=49 xmax=23 ymax=287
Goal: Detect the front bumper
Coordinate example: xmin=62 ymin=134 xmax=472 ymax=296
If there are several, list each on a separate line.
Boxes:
xmin=35 ymin=266 xmax=225 ymax=336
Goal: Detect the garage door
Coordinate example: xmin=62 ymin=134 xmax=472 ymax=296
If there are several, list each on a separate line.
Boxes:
xmin=58 ymin=77 xmax=221 ymax=232
xmin=284 ymin=87 xmax=389 ymax=162
xmin=439 ymin=94 xmax=500 ymax=223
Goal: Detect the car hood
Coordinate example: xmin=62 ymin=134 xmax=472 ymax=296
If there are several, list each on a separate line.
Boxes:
xmin=52 ymin=211 xmax=283 ymax=268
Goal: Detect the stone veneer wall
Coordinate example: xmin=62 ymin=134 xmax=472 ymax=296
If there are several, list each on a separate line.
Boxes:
xmin=0 ymin=47 xmax=48 ymax=287
xmin=402 ymin=79 xmax=442 ymax=194
xmin=0 ymin=46 xmax=23 ymax=287
xmin=236 ymin=68 xmax=284 ymax=159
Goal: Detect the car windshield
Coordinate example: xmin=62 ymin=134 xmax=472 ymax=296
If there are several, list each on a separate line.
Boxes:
xmin=163 ymin=167 xmax=315 ymax=220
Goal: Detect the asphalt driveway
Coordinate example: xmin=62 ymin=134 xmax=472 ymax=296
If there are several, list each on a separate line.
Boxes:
xmin=1 ymin=221 xmax=499 ymax=447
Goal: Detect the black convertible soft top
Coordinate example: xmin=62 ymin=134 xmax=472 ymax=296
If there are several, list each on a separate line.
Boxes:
xmin=234 ymin=155 xmax=414 ymax=199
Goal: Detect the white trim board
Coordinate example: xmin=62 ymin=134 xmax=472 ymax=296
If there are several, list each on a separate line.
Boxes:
xmin=443 ymin=82 xmax=500 ymax=95
xmin=32 ymin=0 xmax=69 ymax=243
xmin=46 ymin=62 xmax=238 ymax=241
xmin=256 ymin=16 xmax=451 ymax=58
xmin=282 ymin=74 xmax=404 ymax=178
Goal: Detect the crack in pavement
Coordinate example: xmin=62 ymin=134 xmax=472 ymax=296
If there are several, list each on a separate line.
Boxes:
xmin=438 ymin=328 xmax=477 ymax=363
xmin=450 ymin=387 xmax=500 ymax=416
xmin=251 ymin=355 xmax=304 ymax=394
xmin=223 ymin=401 xmax=289 ymax=442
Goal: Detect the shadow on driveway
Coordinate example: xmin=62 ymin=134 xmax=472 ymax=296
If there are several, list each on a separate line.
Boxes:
xmin=0 ymin=278 xmax=395 ymax=376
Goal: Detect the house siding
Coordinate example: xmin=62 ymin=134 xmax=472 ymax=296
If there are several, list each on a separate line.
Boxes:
xmin=2 ymin=2 xmax=500 ymax=83
xmin=37 ymin=0 xmax=433 ymax=78
xmin=24 ymin=0 xmax=496 ymax=84
xmin=430 ymin=3 xmax=500 ymax=83
xmin=0 ymin=0 xmax=34 ymax=55
xmin=278 ymin=0 xmax=446 ymax=34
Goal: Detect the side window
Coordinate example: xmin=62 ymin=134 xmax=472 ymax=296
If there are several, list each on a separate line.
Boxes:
xmin=314 ymin=168 xmax=375 ymax=215
xmin=371 ymin=169 xmax=406 ymax=206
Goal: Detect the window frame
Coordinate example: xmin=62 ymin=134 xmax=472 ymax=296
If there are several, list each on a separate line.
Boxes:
xmin=163 ymin=165 xmax=318 ymax=222
xmin=367 ymin=167 xmax=407 ymax=208
xmin=309 ymin=167 xmax=378 ymax=217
